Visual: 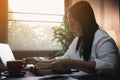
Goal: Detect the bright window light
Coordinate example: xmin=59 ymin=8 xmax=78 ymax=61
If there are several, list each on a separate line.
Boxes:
xmin=8 ymin=0 xmax=64 ymax=51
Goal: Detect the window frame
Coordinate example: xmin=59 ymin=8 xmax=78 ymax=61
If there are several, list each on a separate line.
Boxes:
xmin=0 ymin=0 xmax=8 ymax=43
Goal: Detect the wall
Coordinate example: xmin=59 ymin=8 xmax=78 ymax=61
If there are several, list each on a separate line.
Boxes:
xmin=104 ymin=0 xmax=120 ymax=50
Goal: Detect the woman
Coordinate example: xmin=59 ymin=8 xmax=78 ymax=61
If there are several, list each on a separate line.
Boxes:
xmin=23 ymin=1 xmax=120 ymax=75
xmin=51 ymin=1 xmax=120 ymax=75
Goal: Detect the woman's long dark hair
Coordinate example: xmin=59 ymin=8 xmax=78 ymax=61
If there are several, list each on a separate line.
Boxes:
xmin=69 ymin=1 xmax=99 ymax=61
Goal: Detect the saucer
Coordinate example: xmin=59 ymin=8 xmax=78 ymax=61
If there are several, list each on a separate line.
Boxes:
xmin=1 ymin=70 xmax=26 ymax=77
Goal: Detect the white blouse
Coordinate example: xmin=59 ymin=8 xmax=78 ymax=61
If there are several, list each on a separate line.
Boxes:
xmin=61 ymin=29 xmax=120 ymax=75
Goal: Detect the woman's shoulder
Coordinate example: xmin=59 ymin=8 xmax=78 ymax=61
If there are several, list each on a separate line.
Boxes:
xmin=95 ymin=29 xmax=109 ymax=37
xmin=93 ymin=29 xmax=115 ymax=46
xmin=94 ymin=29 xmax=112 ymax=40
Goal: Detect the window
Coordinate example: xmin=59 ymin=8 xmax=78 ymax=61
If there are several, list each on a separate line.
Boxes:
xmin=8 ymin=0 xmax=65 ymax=51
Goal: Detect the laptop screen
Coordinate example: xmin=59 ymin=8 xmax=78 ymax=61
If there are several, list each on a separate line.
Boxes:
xmin=0 ymin=43 xmax=15 ymax=66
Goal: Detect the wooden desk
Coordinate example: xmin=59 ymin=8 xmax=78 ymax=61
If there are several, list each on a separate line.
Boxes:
xmin=3 ymin=75 xmax=120 ymax=80
xmin=1 ymin=71 xmax=120 ymax=80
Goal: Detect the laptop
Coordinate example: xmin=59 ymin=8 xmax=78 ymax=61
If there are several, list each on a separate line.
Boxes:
xmin=0 ymin=43 xmax=15 ymax=67
xmin=0 ymin=43 xmax=34 ymax=70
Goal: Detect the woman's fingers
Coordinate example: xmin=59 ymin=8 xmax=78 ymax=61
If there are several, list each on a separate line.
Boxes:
xmin=22 ymin=57 xmax=38 ymax=64
xmin=51 ymin=59 xmax=71 ymax=72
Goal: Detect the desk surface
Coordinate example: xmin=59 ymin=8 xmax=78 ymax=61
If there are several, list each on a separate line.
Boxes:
xmin=3 ymin=75 xmax=120 ymax=80
xmin=1 ymin=71 xmax=120 ymax=80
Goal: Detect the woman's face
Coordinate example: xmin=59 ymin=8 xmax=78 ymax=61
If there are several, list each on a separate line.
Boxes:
xmin=67 ymin=13 xmax=83 ymax=37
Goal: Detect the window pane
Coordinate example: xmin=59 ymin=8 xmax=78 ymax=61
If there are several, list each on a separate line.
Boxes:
xmin=8 ymin=0 xmax=64 ymax=51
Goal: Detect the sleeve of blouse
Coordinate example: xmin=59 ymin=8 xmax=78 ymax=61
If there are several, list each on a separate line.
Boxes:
xmin=94 ymin=36 xmax=120 ymax=75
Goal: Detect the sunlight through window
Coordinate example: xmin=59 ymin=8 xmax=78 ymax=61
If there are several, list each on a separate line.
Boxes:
xmin=8 ymin=0 xmax=64 ymax=51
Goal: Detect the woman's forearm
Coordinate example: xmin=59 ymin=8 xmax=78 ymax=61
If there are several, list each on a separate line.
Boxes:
xmin=69 ymin=59 xmax=96 ymax=74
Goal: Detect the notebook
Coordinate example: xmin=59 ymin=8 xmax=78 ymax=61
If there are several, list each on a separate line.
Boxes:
xmin=0 ymin=43 xmax=15 ymax=67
